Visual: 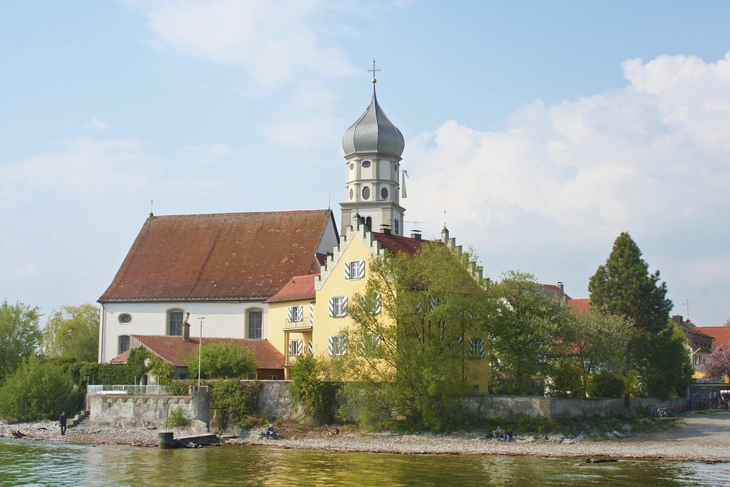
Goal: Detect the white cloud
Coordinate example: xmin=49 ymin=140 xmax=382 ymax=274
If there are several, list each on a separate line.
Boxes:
xmin=407 ymin=52 xmax=730 ymax=249
xmin=80 ymin=116 xmax=109 ymax=130
xmin=131 ymin=0 xmax=357 ymax=88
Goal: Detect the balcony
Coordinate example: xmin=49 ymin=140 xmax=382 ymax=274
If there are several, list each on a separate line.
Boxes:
xmin=282 ymin=317 xmax=313 ymax=332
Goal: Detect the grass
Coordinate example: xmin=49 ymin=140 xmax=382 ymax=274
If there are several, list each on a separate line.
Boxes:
xmin=694 ymin=408 xmax=728 ymax=415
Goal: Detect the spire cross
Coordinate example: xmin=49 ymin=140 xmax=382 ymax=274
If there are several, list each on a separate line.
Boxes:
xmin=368 ymin=59 xmax=380 ymax=83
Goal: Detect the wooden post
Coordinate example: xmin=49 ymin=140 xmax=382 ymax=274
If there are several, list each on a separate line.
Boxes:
xmin=158 ymin=431 xmax=175 ymax=449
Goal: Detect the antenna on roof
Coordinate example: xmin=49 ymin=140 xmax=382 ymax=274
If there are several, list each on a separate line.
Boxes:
xmin=683 ymin=299 xmax=696 ymax=321
xmin=150 ymin=199 xmax=154 ymax=217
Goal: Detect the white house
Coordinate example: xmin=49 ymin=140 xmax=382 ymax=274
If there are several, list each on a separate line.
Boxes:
xmin=98 ymin=209 xmax=338 ymax=363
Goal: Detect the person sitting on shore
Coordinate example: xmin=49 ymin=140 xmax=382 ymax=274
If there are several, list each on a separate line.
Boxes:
xmin=492 ymin=425 xmax=505 ymax=440
xmin=505 ymin=428 xmax=514 ymax=441
xmin=265 ymin=424 xmax=278 ymax=439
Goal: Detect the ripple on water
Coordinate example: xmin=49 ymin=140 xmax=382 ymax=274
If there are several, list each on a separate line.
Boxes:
xmin=2 ymin=440 xmax=730 ymax=487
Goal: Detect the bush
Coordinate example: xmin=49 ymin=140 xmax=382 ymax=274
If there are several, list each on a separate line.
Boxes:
xmin=169 ymin=381 xmax=191 ymax=396
xmin=167 ymin=406 xmax=190 ymax=428
xmin=289 ymin=354 xmax=339 ymax=424
xmin=186 ymin=342 xmax=259 ymax=379
xmin=0 ymin=357 xmax=80 ymax=422
xmin=588 ymin=371 xmax=625 ymax=398
xmin=210 ymin=379 xmax=262 ymax=431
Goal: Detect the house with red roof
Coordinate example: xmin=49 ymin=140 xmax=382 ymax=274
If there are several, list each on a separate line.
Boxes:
xmin=98 ymin=210 xmax=338 ymax=364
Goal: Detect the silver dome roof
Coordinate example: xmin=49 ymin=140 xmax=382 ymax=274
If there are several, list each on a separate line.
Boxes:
xmin=342 ymin=87 xmax=405 ymax=158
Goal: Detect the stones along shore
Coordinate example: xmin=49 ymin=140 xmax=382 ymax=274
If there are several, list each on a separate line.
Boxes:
xmin=3 ymin=412 xmax=730 ymax=463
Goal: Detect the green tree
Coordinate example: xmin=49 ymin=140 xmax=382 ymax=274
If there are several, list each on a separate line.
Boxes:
xmin=337 ymin=242 xmax=490 ymax=431
xmin=0 ymin=357 xmax=79 ymax=422
xmin=0 ymin=300 xmax=42 ymax=382
xmin=43 ymin=304 xmax=100 ymax=362
xmin=289 ymin=353 xmax=338 ymax=424
xmin=551 ymin=309 xmax=631 ymax=398
xmin=489 ymin=271 xmax=569 ymax=395
xmin=588 ymin=232 xmax=689 ymax=399
xmin=185 ymin=342 xmax=259 ymax=379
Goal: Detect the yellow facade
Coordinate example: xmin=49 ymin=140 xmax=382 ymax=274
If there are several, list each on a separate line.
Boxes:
xmin=267 ymin=298 xmax=314 ymax=379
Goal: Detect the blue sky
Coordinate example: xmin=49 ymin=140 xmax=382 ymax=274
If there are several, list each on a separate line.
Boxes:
xmin=2 ymin=0 xmax=730 ymax=327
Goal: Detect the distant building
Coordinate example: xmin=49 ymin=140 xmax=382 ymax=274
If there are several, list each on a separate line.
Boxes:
xmin=672 ymin=315 xmax=714 ymax=370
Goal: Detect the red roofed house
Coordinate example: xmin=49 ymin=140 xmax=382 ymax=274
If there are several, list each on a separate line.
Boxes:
xmin=672 ymin=315 xmax=715 ymax=371
xmin=98 ymin=210 xmax=338 ymax=363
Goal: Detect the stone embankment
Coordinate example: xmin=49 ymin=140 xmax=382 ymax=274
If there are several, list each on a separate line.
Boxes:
xmin=3 ymin=412 xmax=730 ymax=462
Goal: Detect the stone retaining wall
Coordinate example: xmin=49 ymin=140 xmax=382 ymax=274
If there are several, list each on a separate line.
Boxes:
xmin=88 ymin=386 xmax=209 ymax=429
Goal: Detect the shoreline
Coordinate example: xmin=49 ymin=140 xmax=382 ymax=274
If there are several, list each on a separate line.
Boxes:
xmin=3 ymin=412 xmax=730 ymax=463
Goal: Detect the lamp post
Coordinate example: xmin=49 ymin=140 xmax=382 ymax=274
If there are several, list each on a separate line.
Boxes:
xmin=198 ymin=317 xmax=205 ymax=387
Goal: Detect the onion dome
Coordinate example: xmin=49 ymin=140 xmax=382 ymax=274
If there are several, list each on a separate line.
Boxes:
xmin=342 ymin=86 xmax=405 ymax=158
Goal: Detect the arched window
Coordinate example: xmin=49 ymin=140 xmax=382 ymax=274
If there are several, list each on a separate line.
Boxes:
xmin=248 ymin=309 xmax=263 ymax=339
xmin=119 ymin=335 xmax=130 ymax=354
xmin=168 ymin=310 xmax=184 ymax=336
xmin=365 ymin=216 xmax=372 ymax=230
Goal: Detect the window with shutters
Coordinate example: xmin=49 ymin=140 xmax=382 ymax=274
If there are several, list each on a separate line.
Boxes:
xmin=328 ymin=335 xmax=347 ymax=356
xmin=345 ymin=260 xmax=365 ymax=280
xmin=468 ymin=338 xmax=485 ymax=359
xmin=287 ymin=305 xmax=303 ymax=323
xmin=289 ymin=339 xmax=303 ymax=357
xmin=119 ymin=335 xmax=130 ymax=354
xmin=361 ymin=334 xmax=381 ymax=355
xmin=329 ymin=296 xmax=348 ymax=317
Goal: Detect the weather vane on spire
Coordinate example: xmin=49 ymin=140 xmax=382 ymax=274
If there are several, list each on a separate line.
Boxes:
xmin=368 ymin=59 xmax=380 ymax=84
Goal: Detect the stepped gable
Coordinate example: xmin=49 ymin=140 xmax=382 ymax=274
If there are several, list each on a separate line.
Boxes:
xmin=99 ymin=210 xmax=333 ymax=302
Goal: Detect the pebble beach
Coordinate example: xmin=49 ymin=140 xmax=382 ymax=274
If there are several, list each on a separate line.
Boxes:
xmin=2 ymin=412 xmax=729 ymax=463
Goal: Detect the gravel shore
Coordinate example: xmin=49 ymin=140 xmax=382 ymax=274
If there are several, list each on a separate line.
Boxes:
xmin=3 ymin=412 xmax=729 ymax=463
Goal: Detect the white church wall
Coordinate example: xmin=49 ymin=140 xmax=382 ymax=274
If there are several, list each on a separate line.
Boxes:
xmin=99 ymin=301 xmax=268 ymax=363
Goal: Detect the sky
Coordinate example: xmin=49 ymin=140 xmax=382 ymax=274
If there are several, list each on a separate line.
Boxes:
xmin=1 ymin=0 xmax=729 ymax=327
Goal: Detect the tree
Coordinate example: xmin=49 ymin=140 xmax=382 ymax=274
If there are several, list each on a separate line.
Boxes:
xmin=489 ymin=271 xmax=569 ymax=395
xmin=551 ymin=309 xmax=631 ymax=398
xmin=588 ymin=232 xmax=689 ymax=399
xmin=289 ymin=353 xmax=338 ymax=424
xmin=43 ymin=304 xmax=100 ymax=362
xmin=185 ymin=342 xmax=259 ymax=379
xmin=699 ymin=346 xmax=730 ymax=381
xmin=0 ymin=300 xmax=42 ymax=382
xmin=337 ymin=242 xmax=491 ymax=431
xmin=0 ymin=356 xmax=79 ymax=422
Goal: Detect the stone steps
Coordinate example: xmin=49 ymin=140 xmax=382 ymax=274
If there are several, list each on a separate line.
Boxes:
xmin=69 ymin=410 xmax=90 ymax=428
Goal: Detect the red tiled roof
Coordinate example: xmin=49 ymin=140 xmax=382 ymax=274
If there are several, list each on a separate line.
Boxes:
xmin=265 ymin=275 xmax=316 ymax=303
xmin=374 ymin=233 xmax=429 ymax=255
xmin=540 ymin=284 xmax=572 ymax=300
xmin=695 ymin=327 xmax=730 ymax=348
xmin=99 ymin=210 xmax=333 ymax=302
xmin=110 ymin=349 xmax=130 ymax=364
xmin=569 ymin=298 xmax=591 ymax=312
xmin=116 ymin=335 xmax=284 ymax=369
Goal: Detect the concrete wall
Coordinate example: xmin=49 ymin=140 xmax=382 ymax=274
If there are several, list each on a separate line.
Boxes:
xmin=89 ymin=387 xmax=210 ymax=429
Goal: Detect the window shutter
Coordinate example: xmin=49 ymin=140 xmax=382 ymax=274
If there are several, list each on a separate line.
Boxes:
xmin=287 ymin=306 xmax=295 ymax=323
xmin=355 ymin=260 xmax=365 ymax=279
xmin=329 ymin=297 xmax=335 ymax=317
xmin=342 ymin=296 xmax=348 ymax=316
xmin=375 ymin=294 xmax=381 ymax=314
xmin=344 ymin=261 xmax=352 ymax=280
xmin=295 ymin=305 xmax=303 ymax=322
xmin=468 ymin=338 xmax=485 ymax=358
xmin=328 ymin=336 xmax=335 ymax=356
xmin=340 ymin=336 xmax=347 ymax=355
xmin=309 ymin=303 xmax=315 ymax=327
xmin=307 ymin=339 xmax=313 ymax=354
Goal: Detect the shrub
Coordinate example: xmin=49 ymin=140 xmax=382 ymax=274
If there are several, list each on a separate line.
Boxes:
xmin=169 ymin=381 xmax=191 ymax=396
xmin=588 ymin=371 xmax=625 ymax=398
xmin=186 ymin=342 xmax=259 ymax=379
xmin=289 ymin=353 xmax=339 ymax=424
xmin=210 ymin=379 xmax=262 ymax=431
xmin=0 ymin=357 xmax=80 ymax=422
xmin=167 ymin=406 xmax=190 ymax=428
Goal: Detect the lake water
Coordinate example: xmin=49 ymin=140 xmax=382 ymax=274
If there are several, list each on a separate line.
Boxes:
xmin=1 ymin=439 xmax=729 ymax=486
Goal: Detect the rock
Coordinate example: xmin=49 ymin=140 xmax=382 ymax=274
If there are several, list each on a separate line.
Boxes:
xmin=621 ymin=424 xmax=632 ymax=432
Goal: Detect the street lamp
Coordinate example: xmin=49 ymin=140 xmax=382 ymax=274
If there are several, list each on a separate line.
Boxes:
xmin=198 ymin=317 xmax=205 ymax=387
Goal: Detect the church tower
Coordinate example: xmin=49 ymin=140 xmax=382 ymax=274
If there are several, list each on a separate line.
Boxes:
xmin=340 ymin=69 xmax=406 ymax=235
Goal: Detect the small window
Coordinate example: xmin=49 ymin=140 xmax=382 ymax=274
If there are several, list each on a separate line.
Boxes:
xmin=349 ymin=163 xmax=354 ymax=170
xmin=468 ymin=338 xmax=485 ymax=359
xmin=169 ymin=311 xmax=184 ymax=336
xmin=119 ymin=335 xmax=130 ymax=354
xmin=288 ymin=305 xmax=303 ymax=323
xmin=269 ymin=375 xmax=279 ymax=380
xmin=349 ymin=188 xmax=354 ymax=200
xmin=381 ymin=187 xmax=388 ymax=200
xmin=329 ymin=296 xmax=348 ymax=317
xmin=362 ymin=186 xmax=370 ymax=200
xmin=248 ymin=310 xmax=263 ymax=339
xmin=345 ymin=260 xmax=365 ymax=280
xmin=393 ymin=218 xmax=399 ymax=235
xmin=328 ymin=335 xmax=347 ymax=356
xmin=361 ymin=160 xmax=371 ymax=168
xmin=119 ymin=313 xmax=132 ymax=324
xmin=289 ymin=339 xmax=303 ymax=357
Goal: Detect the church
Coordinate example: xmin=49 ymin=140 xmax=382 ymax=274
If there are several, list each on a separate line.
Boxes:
xmin=98 ymin=76 xmax=484 ymax=387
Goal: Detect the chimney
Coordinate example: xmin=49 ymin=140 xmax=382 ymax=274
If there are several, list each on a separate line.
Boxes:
xmin=182 ymin=312 xmax=191 ymax=342
xmin=411 ymin=230 xmax=422 ymax=241
xmin=557 ymin=282 xmax=564 ymax=293
xmin=380 ymin=224 xmax=391 ymax=235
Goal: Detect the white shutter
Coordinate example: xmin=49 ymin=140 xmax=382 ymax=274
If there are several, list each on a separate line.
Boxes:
xmin=328 ymin=336 xmax=336 ymax=355
xmin=375 ymin=294 xmax=381 ymax=314
xmin=309 ymin=303 xmax=314 ymax=327
xmin=342 ymin=296 xmax=348 ymax=316
xmin=340 ymin=336 xmax=347 ymax=355
xmin=329 ymin=297 xmax=335 ymax=317
xmin=295 ymin=305 xmax=303 ymax=322
xmin=344 ymin=261 xmax=352 ymax=280
xmin=355 ymin=260 xmax=365 ymax=279
xmin=287 ymin=306 xmax=295 ymax=323
xmin=307 ymin=339 xmax=313 ymax=354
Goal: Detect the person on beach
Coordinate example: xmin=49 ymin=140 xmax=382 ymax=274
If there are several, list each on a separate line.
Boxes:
xmin=492 ymin=425 xmax=505 ymax=440
xmin=265 ymin=424 xmax=277 ymax=439
xmin=59 ymin=412 xmax=67 ymax=435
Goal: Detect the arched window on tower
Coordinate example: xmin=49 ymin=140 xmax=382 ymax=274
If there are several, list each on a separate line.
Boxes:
xmin=393 ymin=219 xmax=399 ymax=235
xmin=366 ymin=217 xmax=372 ymax=230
